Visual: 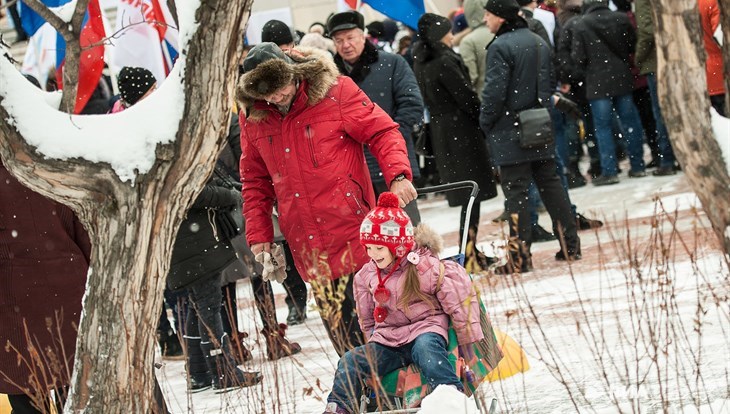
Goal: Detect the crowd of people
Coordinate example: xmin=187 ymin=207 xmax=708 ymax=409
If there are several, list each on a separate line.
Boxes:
xmin=1 ymin=0 xmax=725 ymax=413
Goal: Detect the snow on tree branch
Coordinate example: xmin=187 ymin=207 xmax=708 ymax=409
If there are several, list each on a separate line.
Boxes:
xmin=0 ymin=1 xmax=201 ymax=183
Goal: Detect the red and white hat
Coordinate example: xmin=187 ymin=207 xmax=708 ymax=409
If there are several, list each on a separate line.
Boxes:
xmin=359 ymin=192 xmax=414 ymax=258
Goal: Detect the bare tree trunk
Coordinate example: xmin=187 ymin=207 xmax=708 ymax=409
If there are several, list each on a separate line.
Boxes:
xmin=650 ymin=0 xmax=730 ymax=257
xmin=0 ymin=1 xmax=253 ymax=412
xmin=718 ymin=0 xmax=730 ymax=111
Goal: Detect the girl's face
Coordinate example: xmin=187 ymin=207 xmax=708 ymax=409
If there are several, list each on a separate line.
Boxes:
xmin=366 ymin=244 xmax=395 ymax=269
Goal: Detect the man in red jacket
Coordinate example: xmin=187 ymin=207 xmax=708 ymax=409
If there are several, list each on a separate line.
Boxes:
xmin=237 ymin=43 xmax=417 ymax=355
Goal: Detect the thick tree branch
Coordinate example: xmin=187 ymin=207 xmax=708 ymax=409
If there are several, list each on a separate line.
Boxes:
xmin=70 ymin=0 xmax=90 ymax=37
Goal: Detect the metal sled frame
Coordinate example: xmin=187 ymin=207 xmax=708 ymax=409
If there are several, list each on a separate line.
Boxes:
xmin=357 ymin=181 xmax=497 ymax=414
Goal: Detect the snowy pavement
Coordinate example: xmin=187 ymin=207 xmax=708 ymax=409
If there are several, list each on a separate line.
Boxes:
xmin=157 ymin=170 xmax=730 ymax=413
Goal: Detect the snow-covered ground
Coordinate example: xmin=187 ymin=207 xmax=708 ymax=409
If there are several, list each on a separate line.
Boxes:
xmin=156 ymin=170 xmax=730 ymax=413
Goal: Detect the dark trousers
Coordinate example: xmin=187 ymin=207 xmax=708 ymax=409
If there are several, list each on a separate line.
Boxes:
xmin=186 ymin=276 xmax=225 ymax=346
xmin=500 ymin=159 xmax=579 ymax=251
xmin=313 ymin=274 xmax=364 ymax=357
xmin=250 ymin=273 xmax=278 ymax=330
xmin=710 ymin=94 xmax=726 ymax=117
xmin=281 ymin=241 xmax=308 ymax=315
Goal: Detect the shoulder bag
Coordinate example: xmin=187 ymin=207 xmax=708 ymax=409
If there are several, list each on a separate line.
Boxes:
xmin=517 ymin=35 xmax=554 ymax=149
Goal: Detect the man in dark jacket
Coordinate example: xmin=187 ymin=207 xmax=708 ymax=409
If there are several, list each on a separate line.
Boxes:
xmin=572 ymin=0 xmax=647 ymax=185
xmin=480 ymin=0 xmax=580 ymax=266
xmin=328 ymin=10 xmax=424 ymax=224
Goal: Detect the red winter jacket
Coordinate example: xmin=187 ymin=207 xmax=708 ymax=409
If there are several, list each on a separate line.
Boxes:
xmin=699 ymin=0 xmax=726 ymax=96
xmin=238 ymin=49 xmax=412 ymax=281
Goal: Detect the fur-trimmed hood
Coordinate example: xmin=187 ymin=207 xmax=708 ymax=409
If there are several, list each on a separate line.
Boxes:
xmin=236 ymin=47 xmax=339 ymax=122
xmin=413 ymin=223 xmax=443 ymax=257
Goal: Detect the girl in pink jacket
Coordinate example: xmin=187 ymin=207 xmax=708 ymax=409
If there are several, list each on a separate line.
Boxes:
xmin=323 ymin=192 xmax=483 ymax=414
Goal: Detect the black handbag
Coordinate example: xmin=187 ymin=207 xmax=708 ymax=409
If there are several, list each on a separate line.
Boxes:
xmin=518 ymin=107 xmax=553 ymax=149
xmin=413 ymin=121 xmax=434 ymax=158
xmin=517 ymin=35 xmax=554 ymax=149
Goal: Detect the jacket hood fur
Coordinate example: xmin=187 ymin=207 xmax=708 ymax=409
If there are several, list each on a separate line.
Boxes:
xmin=236 ymin=47 xmax=340 ymax=122
xmin=413 ymin=223 xmax=443 ymax=257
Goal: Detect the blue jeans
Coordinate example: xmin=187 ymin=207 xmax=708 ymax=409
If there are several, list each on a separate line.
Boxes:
xmin=590 ymin=94 xmax=646 ymax=176
xmin=327 ymin=333 xmax=461 ymax=412
xmin=646 ymin=73 xmax=675 ymax=168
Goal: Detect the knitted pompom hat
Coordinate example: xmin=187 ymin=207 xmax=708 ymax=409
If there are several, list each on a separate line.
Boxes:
xmin=118 ymin=66 xmax=156 ymax=106
xmin=360 ymin=192 xmax=415 ymax=258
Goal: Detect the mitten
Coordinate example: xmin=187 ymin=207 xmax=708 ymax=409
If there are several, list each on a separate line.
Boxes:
xmin=254 ymin=243 xmax=287 ymax=283
xmin=553 ymin=92 xmax=582 ymax=120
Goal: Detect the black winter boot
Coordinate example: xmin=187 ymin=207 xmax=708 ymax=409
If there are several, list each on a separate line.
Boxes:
xmin=184 ymin=335 xmax=213 ymax=393
xmin=201 ymin=334 xmax=262 ymax=393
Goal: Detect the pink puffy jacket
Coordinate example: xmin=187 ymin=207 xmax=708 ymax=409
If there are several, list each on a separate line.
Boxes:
xmin=353 ymin=225 xmax=483 ymax=347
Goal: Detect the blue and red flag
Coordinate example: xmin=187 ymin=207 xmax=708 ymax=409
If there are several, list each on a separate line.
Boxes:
xmin=21 ymin=0 xmax=106 ymax=114
xmin=345 ymin=0 xmax=425 ymax=30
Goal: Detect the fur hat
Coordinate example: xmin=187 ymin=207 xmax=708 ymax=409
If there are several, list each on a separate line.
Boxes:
xmin=360 ymin=192 xmax=415 ymax=258
xmin=327 ymin=10 xmax=365 ymax=35
xmin=417 ymin=13 xmax=452 ymax=44
xmin=240 ymin=42 xmax=296 ymax=97
xmin=261 ymin=20 xmax=294 ymax=46
xmin=484 ymin=0 xmax=521 ymax=20
xmin=118 ymin=66 xmax=155 ymax=106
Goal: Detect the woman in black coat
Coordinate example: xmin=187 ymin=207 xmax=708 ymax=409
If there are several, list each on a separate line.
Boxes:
xmin=412 ymin=13 xmax=497 ymax=243
xmin=167 ymin=176 xmax=262 ymax=391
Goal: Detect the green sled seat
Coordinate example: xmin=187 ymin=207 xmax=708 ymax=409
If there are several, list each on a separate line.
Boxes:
xmin=372 ymin=294 xmax=503 ymax=410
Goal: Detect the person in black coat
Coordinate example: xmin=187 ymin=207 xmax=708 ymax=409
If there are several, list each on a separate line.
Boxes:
xmin=571 ymin=0 xmax=647 ymax=185
xmin=412 ymin=13 xmax=498 ymax=247
xmin=167 ymin=177 xmax=262 ymax=392
xmin=480 ymin=0 xmax=580 ymax=266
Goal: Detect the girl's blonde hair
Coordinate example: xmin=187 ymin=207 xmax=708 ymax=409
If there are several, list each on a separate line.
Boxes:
xmin=398 ymin=262 xmax=438 ymax=311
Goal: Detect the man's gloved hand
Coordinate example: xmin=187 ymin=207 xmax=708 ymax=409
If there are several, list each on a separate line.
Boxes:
xmin=254 ymin=243 xmax=287 ymax=283
xmin=553 ymin=92 xmax=582 ymax=120
xmin=215 ymin=209 xmax=240 ymax=241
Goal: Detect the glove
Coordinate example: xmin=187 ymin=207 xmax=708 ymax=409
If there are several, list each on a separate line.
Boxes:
xmin=553 ymin=92 xmax=582 ymax=120
xmin=254 ymin=243 xmax=287 ymax=283
xmin=214 ymin=209 xmax=240 ymax=241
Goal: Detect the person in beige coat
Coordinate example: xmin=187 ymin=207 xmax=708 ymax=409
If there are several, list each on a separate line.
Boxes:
xmin=459 ymin=0 xmax=494 ymax=97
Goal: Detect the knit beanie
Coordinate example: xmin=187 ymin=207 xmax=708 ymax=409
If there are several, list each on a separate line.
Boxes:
xmin=516 ymin=0 xmax=534 ymax=6
xmin=360 ymin=192 xmax=415 ymax=258
xmin=118 ymin=67 xmax=155 ymax=106
xmin=484 ymin=0 xmax=521 ymax=20
xmin=366 ymin=21 xmax=385 ymax=38
xmin=417 ymin=13 xmax=452 ymax=44
xmin=261 ymin=20 xmax=294 ymax=46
